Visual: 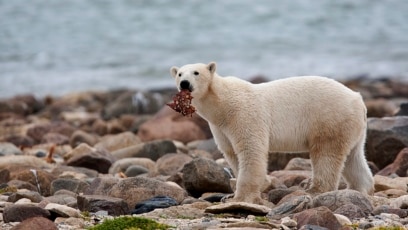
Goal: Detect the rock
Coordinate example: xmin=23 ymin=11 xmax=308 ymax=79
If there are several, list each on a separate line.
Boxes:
xmin=3 ymin=204 xmax=51 ymax=223
xmin=390 ymin=195 xmax=408 ymax=209
xmin=293 ymin=206 xmax=342 ymax=230
xmin=0 ymin=94 xmax=43 ymax=115
xmin=182 ymin=158 xmax=233 ymax=197
xmin=66 ymin=143 xmax=116 ymax=173
xmin=124 ymin=165 xmax=149 ymax=177
xmin=373 ymin=205 xmax=408 ymax=218
xmin=84 ymin=177 xmax=120 ymax=196
xmin=374 ymin=175 xmax=408 ymax=192
xmin=11 ymin=217 xmax=57 ymax=230
xmin=140 ymin=202 xmax=212 ymax=220
xmin=268 ymin=188 xmax=297 ymax=204
xmin=284 ymin=157 xmax=312 ymax=171
xmin=77 ymin=194 xmax=130 ymax=216
xmin=267 ymin=193 xmax=313 ymax=219
xmin=365 ymin=98 xmax=399 ymax=117
xmin=312 ymin=190 xmax=373 ymax=217
xmin=0 ymin=155 xmax=52 ymax=171
xmin=155 ymin=153 xmax=193 ymax=176
xmin=102 ymin=90 xmax=164 ymax=119
xmin=377 ymin=148 xmax=408 ymax=177
xmin=333 ymin=204 xmax=367 ymax=219
xmin=11 ymin=169 xmax=57 ymax=196
xmin=93 ymin=131 xmax=141 ymax=152
xmin=69 ymin=130 xmax=99 ymax=148
xmin=0 ymin=168 xmax=10 ymax=183
xmin=108 ymin=157 xmax=156 ymax=175
xmin=51 ymin=165 xmax=99 ymax=179
xmin=7 ymin=179 xmax=38 ymax=192
xmin=41 ymin=194 xmax=77 ymax=207
xmin=110 ymin=140 xmax=177 ymax=160
xmin=26 ymin=121 xmax=75 ymax=144
xmin=2 ymin=135 xmax=35 ymax=148
xmin=205 ymin=202 xmax=271 ymax=215
xmin=54 ymin=217 xmax=85 ymax=229
xmin=0 ymin=142 xmax=23 ymax=156
xmin=366 ymin=116 xmax=408 ymax=169
xmin=269 ymin=170 xmax=312 ymax=188
xmin=334 ymin=213 xmax=352 ymax=226
xmin=44 ymin=203 xmax=80 ymax=218
xmin=41 ymin=132 xmax=69 ymax=145
xmin=131 ymin=196 xmax=179 ymax=214
xmin=50 ymin=178 xmax=90 ymax=195
xmin=268 ymin=152 xmax=309 ymax=172
xmin=138 ymin=106 xmax=211 ymax=144
xmin=7 ymin=191 xmax=43 ymax=203
xmin=395 ymin=103 xmax=408 ymax=116
xmin=108 ymin=177 xmax=187 ymax=209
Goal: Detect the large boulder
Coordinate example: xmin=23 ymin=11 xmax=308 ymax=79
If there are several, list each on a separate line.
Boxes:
xmin=377 ymin=147 xmax=408 ymax=177
xmin=366 ymin=116 xmax=408 ymax=169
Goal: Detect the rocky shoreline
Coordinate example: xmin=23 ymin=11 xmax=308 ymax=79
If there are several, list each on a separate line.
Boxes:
xmin=1 ymin=77 xmax=408 ymax=229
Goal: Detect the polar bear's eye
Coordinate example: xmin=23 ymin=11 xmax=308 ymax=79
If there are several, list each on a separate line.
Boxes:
xmin=178 ymin=73 xmax=182 ymax=77
xmin=193 ymin=71 xmax=199 ymax=76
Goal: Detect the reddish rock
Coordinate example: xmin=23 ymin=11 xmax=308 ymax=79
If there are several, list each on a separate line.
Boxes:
xmin=11 ymin=217 xmax=57 ymax=230
xmin=26 ymin=122 xmax=75 ymax=144
xmin=138 ymin=106 xmax=211 ymax=144
xmin=94 ymin=131 xmax=141 ymax=152
xmin=269 ymin=170 xmax=312 ymax=188
xmin=41 ymin=132 xmax=69 ymax=145
xmin=293 ymin=206 xmax=342 ymax=230
xmin=377 ymin=148 xmax=408 ymax=177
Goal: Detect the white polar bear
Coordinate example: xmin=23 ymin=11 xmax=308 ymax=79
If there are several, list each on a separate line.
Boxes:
xmin=170 ymin=62 xmax=374 ymax=205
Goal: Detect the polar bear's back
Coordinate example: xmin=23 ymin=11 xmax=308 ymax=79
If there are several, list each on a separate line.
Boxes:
xmin=254 ymin=76 xmax=366 ymax=152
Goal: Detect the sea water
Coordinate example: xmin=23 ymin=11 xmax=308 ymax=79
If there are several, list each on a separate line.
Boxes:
xmin=0 ymin=0 xmax=407 ymax=98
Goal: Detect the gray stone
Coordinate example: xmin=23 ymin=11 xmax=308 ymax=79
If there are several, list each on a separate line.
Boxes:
xmin=267 ymin=194 xmax=313 ymax=219
xmin=293 ymin=206 xmax=342 ymax=230
xmin=7 ymin=191 xmax=43 ymax=203
xmin=50 ymin=178 xmax=90 ymax=195
xmin=44 ymin=203 xmax=80 ymax=218
xmin=3 ymin=204 xmax=50 ymax=223
xmin=124 ymin=165 xmax=149 ymax=177
xmin=0 ymin=142 xmax=23 ymax=156
xmin=108 ymin=157 xmax=155 ymax=174
xmin=77 ymin=194 xmax=130 ymax=216
xmin=84 ymin=177 xmax=120 ymax=196
xmin=111 ymin=140 xmax=177 ymax=161
xmin=66 ymin=143 xmax=116 ymax=173
xmin=11 ymin=217 xmax=57 ymax=230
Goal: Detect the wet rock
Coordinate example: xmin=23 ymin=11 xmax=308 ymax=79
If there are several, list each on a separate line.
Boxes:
xmin=108 ymin=177 xmax=187 ymax=209
xmin=110 ymin=139 xmax=176 ymax=161
xmin=3 ymin=204 xmax=50 ymax=223
xmin=11 ymin=217 xmax=57 ymax=230
xmin=293 ymin=206 xmax=342 ymax=230
xmin=124 ymin=165 xmax=149 ymax=177
xmin=77 ymin=194 xmax=130 ymax=216
xmin=84 ymin=177 xmax=120 ymax=196
xmin=312 ymin=190 xmax=373 ymax=217
xmin=366 ymin=116 xmax=408 ymax=169
xmin=94 ymin=131 xmax=141 ymax=152
xmin=138 ymin=106 xmax=211 ymax=144
xmin=131 ymin=195 xmax=178 ymax=214
xmin=182 ymin=158 xmax=233 ymax=197
xmin=50 ymin=178 xmax=90 ymax=195
xmin=69 ymin=130 xmax=99 ymax=148
xmin=269 ymin=170 xmax=312 ymax=188
xmin=374 ymin=175 xmax=408 ymax=192
xmin=267 ymin=193 xmax=313 ymax=219
xmin=377 ymin=147 xmax=408 ymax=177
xmin=284 ymin=157 xmax=312 ymax=171
xmin=66 ymin=143 xmax=116 ymax=173
xmin=12 ymin=169 xmax=57 ymax=196
xmin=155 ymin=153 xmax=193 ymax=176
xmin=44 ymin=203 xmax=80 ymax=218
xmin=268 ymin=152 xmax=309 ymax=172
xmin=108 ymin=157 xmax=155 ymax=175
xmin=205 ymin=202 xmax=271 ymax=215
xmin=7 ymin=191 xmax=43 ymax=203
xmin=0 ymin=142 xmax=23 ymax=156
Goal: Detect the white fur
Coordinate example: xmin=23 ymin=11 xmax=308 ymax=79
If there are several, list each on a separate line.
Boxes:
xmin=171 ymin=62 xmax=374 ymax=205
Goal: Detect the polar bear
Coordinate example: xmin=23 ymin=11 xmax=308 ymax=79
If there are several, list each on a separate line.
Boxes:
xmin=170 ymin=62 xmax=374 ymax=205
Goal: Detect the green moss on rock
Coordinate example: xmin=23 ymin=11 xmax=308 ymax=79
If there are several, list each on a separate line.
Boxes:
xmin=89 ymin=216 xmax=173 ymax=230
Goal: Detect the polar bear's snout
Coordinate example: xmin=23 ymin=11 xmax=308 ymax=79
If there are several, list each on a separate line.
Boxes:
xmin=180 ymin=80 xmax=192 ymax=91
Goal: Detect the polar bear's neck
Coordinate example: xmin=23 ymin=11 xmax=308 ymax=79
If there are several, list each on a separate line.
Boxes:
xmin=194 ymin=73 xmax=252 ymax=126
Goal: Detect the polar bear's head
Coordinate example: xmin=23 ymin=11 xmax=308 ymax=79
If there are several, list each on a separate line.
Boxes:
xmin=170 ymin=62 xmax=216 ymax=99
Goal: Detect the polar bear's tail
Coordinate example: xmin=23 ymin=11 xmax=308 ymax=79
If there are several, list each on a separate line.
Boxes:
xmin=342 ymin=132 xmax=374 ymax=195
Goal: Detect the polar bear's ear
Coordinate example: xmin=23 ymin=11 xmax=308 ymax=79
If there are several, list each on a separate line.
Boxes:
xmin=207 ymin=62 xmax=216 ymax=74
xmin=170 ymin=66 xmax=179 ymax=78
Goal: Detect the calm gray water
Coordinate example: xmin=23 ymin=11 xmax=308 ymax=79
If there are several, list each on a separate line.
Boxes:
xmin=1 ymin=0 xmax=408 ymax=98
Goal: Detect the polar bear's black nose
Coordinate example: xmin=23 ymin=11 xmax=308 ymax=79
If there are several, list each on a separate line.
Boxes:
xmin=180 ymin=80 xmax=191 ymax=90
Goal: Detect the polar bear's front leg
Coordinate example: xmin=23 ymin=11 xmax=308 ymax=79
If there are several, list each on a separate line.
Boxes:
xmin=210 ymin=125 xmax=239 ymax=176
xmin=233 ymin=142 xmax=269 ymax=205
